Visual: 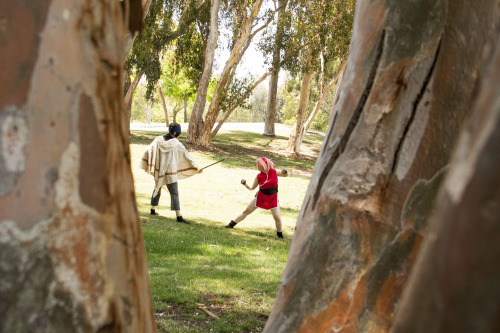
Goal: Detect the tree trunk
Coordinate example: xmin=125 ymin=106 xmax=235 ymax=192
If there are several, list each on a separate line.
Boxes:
xmin=146 ymin=98 xmax=152 ymax=124
xmin=184 ymin=98 xmax=188 ymax=123
xmin=187 ymin=0 xmax=220 ymax=143
xmin=264 ymin=0 xmax=499 ymax=332
xmin=303 ymin=60 xmax=347 ymax=137
xmin=124 ymin=67 xmax=145 ymax=118
xmin=264 ymin=0 xmax=287 ymax=137
xmin=264 ymin=69 xmax=279 ymax=137
xmin=0 ymin=1 xmax=156 ymax=332
xmin=211 ymin=71 xmax=272 ymax=139
xmin=194 ymin=0 xmax=265 ymax=146
xmin=124 ymin=69 xmax=133 ymax=131
xmin=172 ymin=103 xmax=181 ymax=123
xmin=391 ymin=24 xmax=500 ymax=333
xmin=285 ymin=50 xmax=314 ymax=154
xmin=158 ymin=84 xmax=170 ymax=126
xmin=298 ymin=62 xmax=345 ymax=142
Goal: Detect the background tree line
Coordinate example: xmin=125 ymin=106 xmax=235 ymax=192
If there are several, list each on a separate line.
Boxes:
xmin=125 ymin=0 xmax=355 ymax=152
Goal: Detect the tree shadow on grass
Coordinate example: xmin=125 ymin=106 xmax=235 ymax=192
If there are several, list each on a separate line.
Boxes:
xmin=130 ymin=129 xmax=321 ymax=178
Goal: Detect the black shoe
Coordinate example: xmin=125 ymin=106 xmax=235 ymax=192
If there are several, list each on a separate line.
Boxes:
xmin=177 ymin=216 xmax=190 ymax=224
xmin=151 ymin=209 xmax=159 ymax=216
xmin=224 ymin=221 xmax=237 ymax=228
xmin=277 ymin=232 xmax=283 ymax=239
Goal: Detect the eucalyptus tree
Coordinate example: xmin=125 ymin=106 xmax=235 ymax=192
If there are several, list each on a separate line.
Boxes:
xmin=264 ymin=0 xmax=500 ymax=331
xmin=260 ymin=0 xmax=288 ymax=136
xmin=0 ymin=0 xmax=156 ymax=331
xmin=124 ymin=0 xmax=209 ymax=125
xmin=282 ymin=0 xmax=355 ymax=154
xmin=187 ymin=0 xmax=287 ymax=146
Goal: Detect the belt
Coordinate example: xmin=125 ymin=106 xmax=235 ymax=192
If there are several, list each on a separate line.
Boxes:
xmin=259 ymin=186 xmax=278 ymax=195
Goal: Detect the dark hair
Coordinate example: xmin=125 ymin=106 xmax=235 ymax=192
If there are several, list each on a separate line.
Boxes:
xmin=168 ymin=123 xmax=181 ymax=137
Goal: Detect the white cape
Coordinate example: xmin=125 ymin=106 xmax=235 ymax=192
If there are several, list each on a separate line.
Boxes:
xmin=140 ymin=136 xmax=199 ymax=196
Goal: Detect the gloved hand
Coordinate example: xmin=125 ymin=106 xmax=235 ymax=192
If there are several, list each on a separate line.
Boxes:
xmin=282 ymin=169 xmax=288 ymax=175
xmin=241 ymin=179 xmax=246 ymax=185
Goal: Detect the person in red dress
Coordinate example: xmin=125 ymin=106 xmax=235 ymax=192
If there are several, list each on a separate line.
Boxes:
xmin=224 ymin=157 xmax=288 ymax=238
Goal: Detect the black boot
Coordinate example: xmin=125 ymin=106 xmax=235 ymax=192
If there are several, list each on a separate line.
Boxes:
xmin=177 ymin=216 xmax=190 ymax=224
xmin=277 ymin=232 xmax=283 ymax=239
xmin=225 ymin=221 xmax=237 ymax=228
xmin=150 ymin=209 xmax=159 ymax=216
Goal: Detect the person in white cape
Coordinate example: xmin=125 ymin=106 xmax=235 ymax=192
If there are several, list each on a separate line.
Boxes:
xmin=139 ymin=123 xmax=202 ymax=224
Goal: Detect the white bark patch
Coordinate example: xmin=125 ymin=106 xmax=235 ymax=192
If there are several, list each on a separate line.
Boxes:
xmin=1 ymin=112 xmax=28 ymax=173
xmin=51 ymin=143 xmax=111 ymax=327
xmin=396 ymin=106 xmax=430 ymax=180
xmin=365 ymin=104 xmax=389 ymax=125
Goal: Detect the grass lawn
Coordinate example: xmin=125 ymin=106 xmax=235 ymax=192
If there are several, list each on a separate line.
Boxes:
xmin=130 ymin=127 xmax=324 ymax=332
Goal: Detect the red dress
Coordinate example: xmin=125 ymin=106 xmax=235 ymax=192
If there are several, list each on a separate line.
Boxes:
xmin=256 ymin=168 xmax=278 ymax=210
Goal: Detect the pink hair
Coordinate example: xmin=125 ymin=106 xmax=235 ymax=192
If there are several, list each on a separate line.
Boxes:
xmin=257 ymin=157 xmax=274 ymax=174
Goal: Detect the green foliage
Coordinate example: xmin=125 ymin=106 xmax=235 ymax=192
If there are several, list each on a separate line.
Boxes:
xmin=174 ymin=24 xmax=207 ymax=87
xmin=280 ymin=76 xmax=300 ymax=125
xmin=131 ymin=83 xmax=165 ymax=123
xmin=125 ymin=0 xmax=208 ymax=99
xmin=219 ymin=75 xmax=254 ymax=112
xmin=161 ymin=50 xmax=197 ymax=108
xmin=259 ymin=0 xmax=355 ymax=78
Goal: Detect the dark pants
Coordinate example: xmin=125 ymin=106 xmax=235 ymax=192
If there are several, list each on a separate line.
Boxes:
xmin=151 ymin=182 xmax=180 ymax=211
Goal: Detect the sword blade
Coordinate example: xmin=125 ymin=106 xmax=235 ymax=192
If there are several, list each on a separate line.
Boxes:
xmin=200 ymin=158 xmax=225 ymax=170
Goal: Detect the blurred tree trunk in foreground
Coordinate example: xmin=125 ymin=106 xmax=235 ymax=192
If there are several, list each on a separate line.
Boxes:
xmin=0 ymin=0 xmax=156 ymax=332
xmin=392 ymin=25 xmax=500 ymax=333
xmin=265 ymin=0 xmax=500 ymax=332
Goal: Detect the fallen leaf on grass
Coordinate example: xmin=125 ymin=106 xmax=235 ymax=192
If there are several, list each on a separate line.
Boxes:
xmin=199 ymin=307 xmax=220 ymax=320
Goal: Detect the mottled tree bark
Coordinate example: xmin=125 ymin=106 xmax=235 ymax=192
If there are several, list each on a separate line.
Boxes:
xmin=265 ymin=0 xmax=499 ymax=332
xmin=0 ymin=1 xmax=156 ymax=332
xmin=392 ymin=23 xmax=500 ymax=333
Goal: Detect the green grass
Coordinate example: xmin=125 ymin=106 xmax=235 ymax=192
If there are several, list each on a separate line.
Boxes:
xmin=131 ymin=127 xmax=324 ymax=332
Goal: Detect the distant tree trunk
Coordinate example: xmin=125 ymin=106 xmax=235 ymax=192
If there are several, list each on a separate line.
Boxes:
xmin=299 ymin=60 xmax=347 ymax=140
xmin=264 ymin=69 xmax=279 ymax=137
xmin=0 ymin=1 xmax=155 ymax=332
xmin=172 ymin=104 xmax=181 ymax=123
xmin=187 ymin=0 xmax=220 ymax=143
xmin=285 ymin=50 xmax=313 ymax=154
xmin=183 ymin=98 xmax=188 ymax=123
xmin=193 ymin=0 xmax=265 ymax=146
xmin=264 ymin=0 xmax=287 ymax=137
xmin=146 ymin=99 xmax=152 ymax=124
xmin=211 ymin=71 xmax=272 ymax=139
xmin=158 ymin=84 xmax=170 ymax=126
xmin=264 ymin=0 xmax=499 ymax=332
xmin=124 ymin=67 xmax=145 ymax=119
xmin=124 ymin=69 xmax=133 ymax=128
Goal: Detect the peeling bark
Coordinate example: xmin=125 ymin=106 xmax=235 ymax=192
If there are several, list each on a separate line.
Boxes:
xmin=0 ymin=1 xmax=155 ymax=332
xmin=392 ymin=21 xmax=500 ymax=333
xmin=265 ymin=0 xmax=500 ymax=332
